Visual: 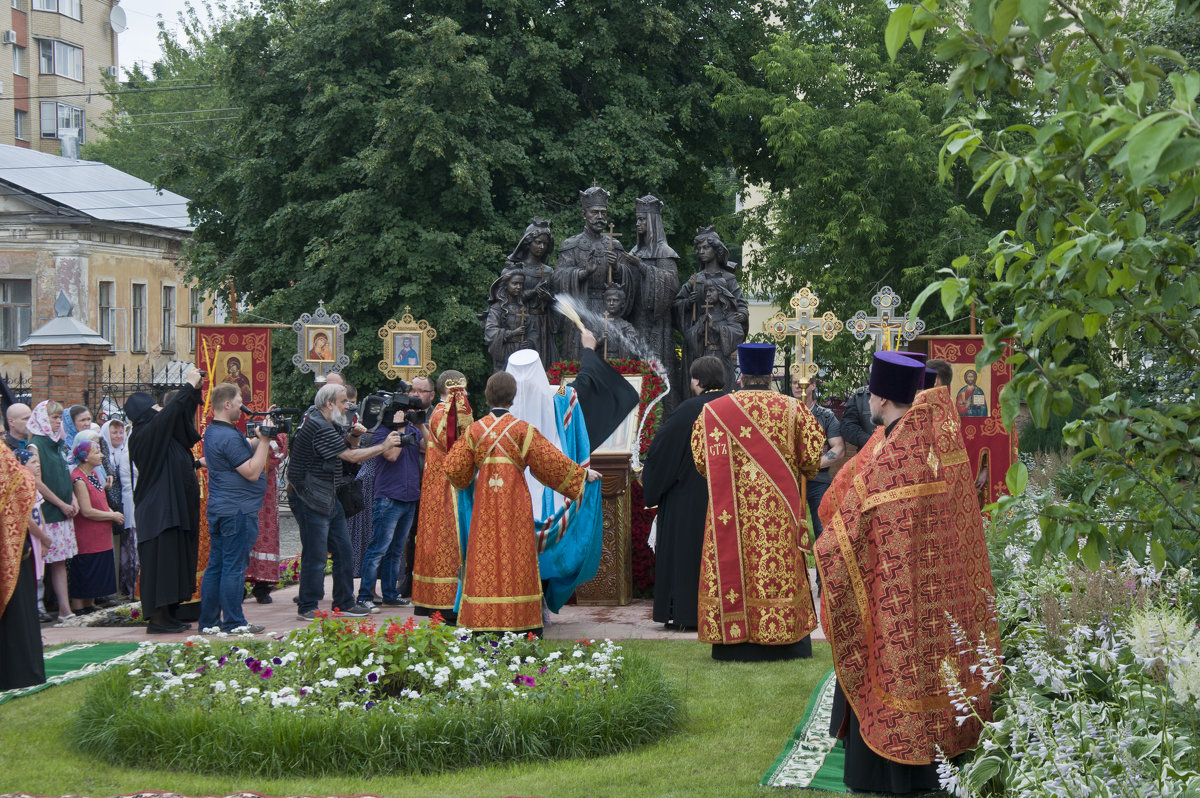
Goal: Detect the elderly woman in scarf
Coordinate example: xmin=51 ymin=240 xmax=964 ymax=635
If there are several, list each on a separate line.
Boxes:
xmin=101 ymin=418 xmax=138 ymax=599
xmin=28 ymin=401 xmax=78 ymax=624
xmin=126 ymin=366 xmax=204 ymax=635
xmin=66 ymin=439 xmax=121 ymax=615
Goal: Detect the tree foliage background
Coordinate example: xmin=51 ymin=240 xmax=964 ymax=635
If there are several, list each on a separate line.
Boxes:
xmin=710 ymin=0 xmax=1023 ymax=392
xmin=89 ymin=0 xmax=779 ymax=406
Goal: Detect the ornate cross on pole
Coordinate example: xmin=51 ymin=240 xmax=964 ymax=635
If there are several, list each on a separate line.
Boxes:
xmin=764 ymin=287 xmax=844 ymax=387
xmin=845 ymin=286 xmax=925 ymax=352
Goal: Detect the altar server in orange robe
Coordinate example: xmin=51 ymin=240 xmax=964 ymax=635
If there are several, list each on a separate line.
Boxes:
xmin=411 ymin=371 xmax=473 ymax=621
xmin=691 ymin=343 xmax=825 ymax=661
xmin=815 ymin=351 xmax=999 ymax=794
xmin=445 ymin=372 xmax=600 ymax=634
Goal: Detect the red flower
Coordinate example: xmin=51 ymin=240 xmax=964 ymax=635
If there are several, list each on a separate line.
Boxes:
xmin=429 ymin=611 xmax=444 ymax=628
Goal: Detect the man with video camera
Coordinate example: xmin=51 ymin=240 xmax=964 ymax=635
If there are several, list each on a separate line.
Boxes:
xmin=198 ymin=383 xmax=275 ymax=634
xmin=356 ymin=381 xmax=428 ymax=610
xmin=290 ymin=383 xmax=403 ymax=620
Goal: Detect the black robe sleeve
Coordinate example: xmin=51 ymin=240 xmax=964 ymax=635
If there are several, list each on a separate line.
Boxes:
xmin=129 ymin=383 xmax=202 ymax=541
xmin=572 ymin=348 xmax=641 ymax=453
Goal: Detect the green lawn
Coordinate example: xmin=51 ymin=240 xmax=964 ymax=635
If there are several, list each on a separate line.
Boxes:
xmin=0 ymin=639 xmax=837 ymax=798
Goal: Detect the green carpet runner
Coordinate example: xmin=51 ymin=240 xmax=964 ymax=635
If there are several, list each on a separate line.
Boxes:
xmin=0 ymin=642 xmax=143 ymax=705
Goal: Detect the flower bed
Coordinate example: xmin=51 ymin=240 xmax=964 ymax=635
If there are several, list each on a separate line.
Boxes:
xmin=73 ymin=613 xmax=679 ymax=776
xmin=938 ymin=490 xmax=1200 ymax=796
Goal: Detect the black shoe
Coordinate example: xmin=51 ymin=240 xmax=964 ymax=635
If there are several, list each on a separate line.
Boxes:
xmin=381 ymin=598 xmax=411 ymax=607
xmin=251 ymin=584 xmax=273 ymax=604
xmin=38 ymin=611 xmax=55 ymax=624
xmin=336 ymin=603 xmax=371 ymax=617
xmin=95 ymin=596 xmax=120 ymax=609
xmin=147 ymin=620 xmax=189 ymax=634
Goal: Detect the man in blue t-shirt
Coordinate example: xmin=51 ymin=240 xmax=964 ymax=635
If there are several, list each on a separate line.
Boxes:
xmin=357 ymin=393 xmax=426 ymax=609
xmin=198 ymin=383 xmax=274 ymax=633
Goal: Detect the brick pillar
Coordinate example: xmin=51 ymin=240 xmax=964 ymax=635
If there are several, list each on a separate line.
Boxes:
xmin=25 ymin=342 xmax=110 ymax=409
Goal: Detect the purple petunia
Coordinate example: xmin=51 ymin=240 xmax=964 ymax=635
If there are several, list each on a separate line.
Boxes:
xmin=217 ymin=655 xmax=227 ymax=666
xmin=195 ymin=665 xmax=206 ymax=674
xmin=538 ymin=666 xmax=548 ymax=675
xmin=512 ymin=674 xmax=536 ymax=688
xmin=272 ymin=656 xmax=283 ymax=666
xmin=365 ymin=701 xmax=376 ymax=709
xmin=261 ymin=667 xmax=273 ymax=679
xmin=367 ymin=671 xmax=379 ymax=683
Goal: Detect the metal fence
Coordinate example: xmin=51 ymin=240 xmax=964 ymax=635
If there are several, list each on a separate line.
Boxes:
xmin=85 ymin=364 xmax=189 ymax=421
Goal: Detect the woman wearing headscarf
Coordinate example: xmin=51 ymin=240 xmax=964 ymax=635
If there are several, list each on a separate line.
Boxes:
xmin=0 ymin=441 xmax=41 ymax=689
xmin=126 ymin=367 xmax=204 ymax=634
xmin=101 ymin=418 xmax=138 ymax=599
xmin=61 ymin=405 xmax=93 ymax=452
xmin=28 ymin=401 xmax=77 ymax=623
xmin=67 ymin=440 xmax=121 ymax=615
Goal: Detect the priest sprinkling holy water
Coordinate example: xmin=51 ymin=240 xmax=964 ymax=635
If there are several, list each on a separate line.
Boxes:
xmin=690 ymin=343 xmax=825 ymax=661
xmin=815 ymin=351 xmax=1000 ymax=795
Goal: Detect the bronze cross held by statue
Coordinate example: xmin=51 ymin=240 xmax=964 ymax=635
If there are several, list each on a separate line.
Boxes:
xmin=606 ymin=223 xmax=621 ymax=283
xmin=764 ymin=287 xmax=843 ymax=387
xmin=845 ymin=286 xmax=925 ymax=352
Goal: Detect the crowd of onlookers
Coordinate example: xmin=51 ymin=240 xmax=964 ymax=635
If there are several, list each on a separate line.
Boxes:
xmin=4 ymin=400 xmax=133 ymax=626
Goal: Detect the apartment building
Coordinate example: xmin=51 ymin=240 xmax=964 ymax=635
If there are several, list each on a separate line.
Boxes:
xmin=2 ymin=0 xmax=121 ymax=152
xmin=0 ymin=142 xmax=209 ymax=376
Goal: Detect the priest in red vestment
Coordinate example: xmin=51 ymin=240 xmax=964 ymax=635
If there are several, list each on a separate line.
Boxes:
xmin=815 ymin=351 xmax=1000 ymax=794
xmin=690 ymin=343 xmax=825 ymax=661
xmin=412 ymin=371 xmax=473 ymax=621
xmin=445 ymin=372 xmax=600 ymax=634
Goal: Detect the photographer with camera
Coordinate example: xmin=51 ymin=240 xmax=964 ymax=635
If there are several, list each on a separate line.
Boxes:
xmin=290 ymin=383 xmax=403 ymax=620
xmin=356 ymin=395 xmax=424 ymax=610
xmin=197 ymin=383 xmax=274 ymax=634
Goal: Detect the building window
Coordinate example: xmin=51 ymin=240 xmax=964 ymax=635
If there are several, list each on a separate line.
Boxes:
xmin=98 ymin=280 xmax=114 ymax=343
xmin=32 ymin=0 xmax=79 ymax=20
xmin=161 ymin=285 xmax=176 ymax=353
xmin=188 ymin=289 xmax=201 ymax=353
xmin=131 ymin=283 xmax=146 ymax=353
xmin=0 ymin=279 xmax=32 ymax=351
xmin=13 ymin=110 xmax=27 ymax=141
xmin=36 ymin=39 xmax=83 ymax=81
xmin=12 ymin=45 xmax=24 ymax=77
xmin=39 ymin=101 xmax=84 ymax=142
xmin=12 ymin=0 xmax=21 ymax=10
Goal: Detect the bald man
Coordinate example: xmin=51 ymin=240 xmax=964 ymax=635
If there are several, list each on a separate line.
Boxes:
xmin=4 ymin=403 xmax=31 ymax=453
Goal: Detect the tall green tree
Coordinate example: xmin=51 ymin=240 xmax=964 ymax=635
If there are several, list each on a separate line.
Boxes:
xmin=711 ymin=0 xmax=1021 ymax=389
xmin=165 ymin=0 xmax=777 ymax=403
xmin=890 ymin=0 xmax=1200 ymax=566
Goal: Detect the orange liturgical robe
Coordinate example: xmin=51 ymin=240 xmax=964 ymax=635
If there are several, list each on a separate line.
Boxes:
xmin=691 ymin=387 xmax=825 ymax=653
xmin=815 ymin=387 xmax=999 ymax=765
xmin=412 ymin=391 xmax=473 ymax=613
xmin=445 ymin=411 xmax=587 ymax=632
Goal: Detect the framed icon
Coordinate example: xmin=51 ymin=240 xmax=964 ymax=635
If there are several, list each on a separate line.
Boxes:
xmin=291 ymin=301 xmax=350 ymax=379
xmin=215 ymin=351 xmax=254 ymax=404
xmin=378 ymin=307 xmax=437 ymax=381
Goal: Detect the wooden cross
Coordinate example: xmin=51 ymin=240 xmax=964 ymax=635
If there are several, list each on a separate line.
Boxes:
xmin=763 ymin=287 xmax=843 ymax=387
xmin=845 ymin=286 xmax=925 ymax=351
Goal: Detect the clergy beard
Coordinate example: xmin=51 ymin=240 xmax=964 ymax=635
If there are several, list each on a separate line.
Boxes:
xmin=870 ymin=410 xmax=885 ymax=426
xmin=331 ymin=410 xmax=348 ymax=427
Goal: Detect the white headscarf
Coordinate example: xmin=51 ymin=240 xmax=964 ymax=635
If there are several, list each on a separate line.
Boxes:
xmin=506 ymin=349 xmax=565 ymax=517
xmin=100 ymin=419 xmax=136 ymax=530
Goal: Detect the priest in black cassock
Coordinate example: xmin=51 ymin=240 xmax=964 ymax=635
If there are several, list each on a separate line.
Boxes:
xmin=126 ymin=366 xmax=203 ymax=634
xmin=570 ymin=328 xmax=641 ymax=452
xmin=641 ymin=355 xmax=727 ymax=630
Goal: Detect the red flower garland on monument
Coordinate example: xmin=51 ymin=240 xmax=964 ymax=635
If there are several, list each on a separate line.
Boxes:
xmin=546 ymin=359 xmax=664 ymax=592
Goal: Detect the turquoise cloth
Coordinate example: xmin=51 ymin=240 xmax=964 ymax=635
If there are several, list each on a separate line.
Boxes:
xmin=536 ymin=389 xmax=603 ymax=612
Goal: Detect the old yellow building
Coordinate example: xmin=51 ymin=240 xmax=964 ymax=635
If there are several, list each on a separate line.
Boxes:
xmin=0 ymin=142 xmax=204 ymax=378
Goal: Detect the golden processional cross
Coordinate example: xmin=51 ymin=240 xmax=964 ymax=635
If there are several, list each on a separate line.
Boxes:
xmin=845 ymin=286 xmax=925 ymax=352
xmin=763 ymin=287 xmax=844 ymax=388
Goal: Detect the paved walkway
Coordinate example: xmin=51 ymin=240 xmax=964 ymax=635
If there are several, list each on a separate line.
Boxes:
xmin=41 ymin=575 xmax=825 ymax=645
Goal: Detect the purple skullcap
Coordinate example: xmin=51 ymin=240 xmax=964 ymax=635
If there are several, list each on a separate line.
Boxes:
xmin=869 ymin=351 xmax=925 ymax=405
xmin=737 ymin=343 xmax=776 ymax=376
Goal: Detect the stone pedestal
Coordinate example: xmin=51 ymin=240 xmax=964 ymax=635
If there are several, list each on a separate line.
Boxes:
xmin=574 ymin=453 xmax=632 ymax=606
xmin=24 ymin=342 xmax=110 ymax=407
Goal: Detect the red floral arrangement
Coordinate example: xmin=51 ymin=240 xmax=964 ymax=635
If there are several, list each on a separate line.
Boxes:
xmin=546 ymin=358 xmax=664 ymax=593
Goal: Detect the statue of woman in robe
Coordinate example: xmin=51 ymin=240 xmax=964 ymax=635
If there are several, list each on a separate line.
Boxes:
xmin=630 ymin=194 xmax=680 ymax=407
xmin=505 ymin=218 xmax=559 ymax=365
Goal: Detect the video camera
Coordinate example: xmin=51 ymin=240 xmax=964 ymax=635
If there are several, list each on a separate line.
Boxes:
xmin=358 ymin=379 xmax=428 ymax=441
xmin=242 ymin=406 xmax=300 ymax=438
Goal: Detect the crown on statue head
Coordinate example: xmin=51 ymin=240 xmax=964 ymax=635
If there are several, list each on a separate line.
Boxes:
xmin=579 ymin=186 xmax=610 ymax=209
xmin=635 ymin=194 xmax=662 ymax=214
xmin=603 ymin=282 xmax=625 ymax=298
